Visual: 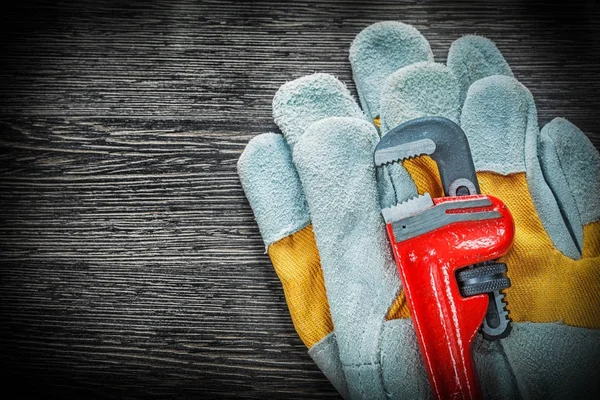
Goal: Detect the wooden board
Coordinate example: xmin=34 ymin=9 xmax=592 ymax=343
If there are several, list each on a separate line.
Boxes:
xmin=1 ymin=1 xmax=598 ymax=398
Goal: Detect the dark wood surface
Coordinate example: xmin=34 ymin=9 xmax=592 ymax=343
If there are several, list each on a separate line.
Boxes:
xmin=1 ymin=1 xmax=598 ymax=398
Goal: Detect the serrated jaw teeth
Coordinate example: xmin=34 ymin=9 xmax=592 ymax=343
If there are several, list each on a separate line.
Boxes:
xmin=381 ymin=193 xmax=434 ymax=223
xmin=374 ymin=138 xmax=436 ymax=167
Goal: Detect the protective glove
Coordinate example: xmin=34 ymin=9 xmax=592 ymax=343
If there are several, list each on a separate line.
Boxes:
xmin=238 ymin=21 xmax=600 ymax=399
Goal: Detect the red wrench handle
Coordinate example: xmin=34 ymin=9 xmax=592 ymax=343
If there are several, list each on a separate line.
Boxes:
xmin=387 ymin=195 xmax=514 ymax=400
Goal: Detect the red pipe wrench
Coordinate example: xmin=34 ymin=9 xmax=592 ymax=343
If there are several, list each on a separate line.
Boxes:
xmin=374 ymin=117 xmax=515 ymax=400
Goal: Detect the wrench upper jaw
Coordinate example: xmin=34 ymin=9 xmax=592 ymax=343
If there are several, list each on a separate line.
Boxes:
xmin=373 ymin=116 xmax=481 ymax=196
xmin=374 ymin=138 xmax=436 ymax=167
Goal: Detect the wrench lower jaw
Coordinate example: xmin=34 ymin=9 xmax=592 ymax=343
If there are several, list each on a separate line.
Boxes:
xmin=456 ymin=262 xmax=512 ymax=340
xmin=481 ymin=290 xmax=512 ymax=340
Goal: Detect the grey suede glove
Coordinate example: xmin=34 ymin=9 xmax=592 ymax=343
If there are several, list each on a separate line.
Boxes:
xmin=238 ymin=21 xmax=600 ymax=399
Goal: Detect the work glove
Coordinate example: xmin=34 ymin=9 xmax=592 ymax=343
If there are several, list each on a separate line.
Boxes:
xmin=237 ymin=21 xmax=600 ymax=399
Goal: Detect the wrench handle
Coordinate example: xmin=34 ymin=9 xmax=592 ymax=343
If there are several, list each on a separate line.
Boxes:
xmin=387 ymin=195 xmax=514 ymax=400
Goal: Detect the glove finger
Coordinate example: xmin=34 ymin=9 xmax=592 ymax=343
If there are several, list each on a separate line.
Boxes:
xmin=274 ymin=73 xmax=417 ymax=209
xmin=380 ymin=61 xmax=461 ymax=132
xmin=237 ymin=133 xmax=333 ymax=348
xmin=274 ymin=74 xmax=410 ymax=397
xmin=539 ymin=117 xmax=600 ymax=257
xmin=272 ymin=73 xmax=365 ymax=151
xmin=238 ymin=133 xmax=310 ymax=246
xmin=447 ymin=35 xmax=513 ymax=106
xmin=293 ymin=116 xmax=401 ymax=398
xmin=461 ymin=75 xmax=580 ymax=258
xmin=349 ymin=21 xmax=434 ymax=123
xmin=349 ymin=22 xmax=434 ymax=206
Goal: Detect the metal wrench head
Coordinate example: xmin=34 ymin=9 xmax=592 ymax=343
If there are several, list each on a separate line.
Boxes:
xmin=375 ymin=117 xmax=513 ymax=342
xmin=374 ymin=116 xmax=480 ymax=196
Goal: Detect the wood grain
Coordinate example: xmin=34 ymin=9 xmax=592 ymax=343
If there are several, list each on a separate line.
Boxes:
xmin=0 ymin=1 xmax=598 ymax=398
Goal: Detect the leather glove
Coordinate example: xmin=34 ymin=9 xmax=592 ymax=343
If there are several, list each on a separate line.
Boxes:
xmin=238 ymin=21 xmax=600 ymax=399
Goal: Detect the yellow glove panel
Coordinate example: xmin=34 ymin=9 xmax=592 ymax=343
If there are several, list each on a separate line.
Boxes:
xmin=268 ymin=225 xmax=333 ymax=347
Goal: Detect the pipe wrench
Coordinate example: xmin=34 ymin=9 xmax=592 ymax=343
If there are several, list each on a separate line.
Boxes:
xmin=374 ymin=117 xmax=515 ymax=400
